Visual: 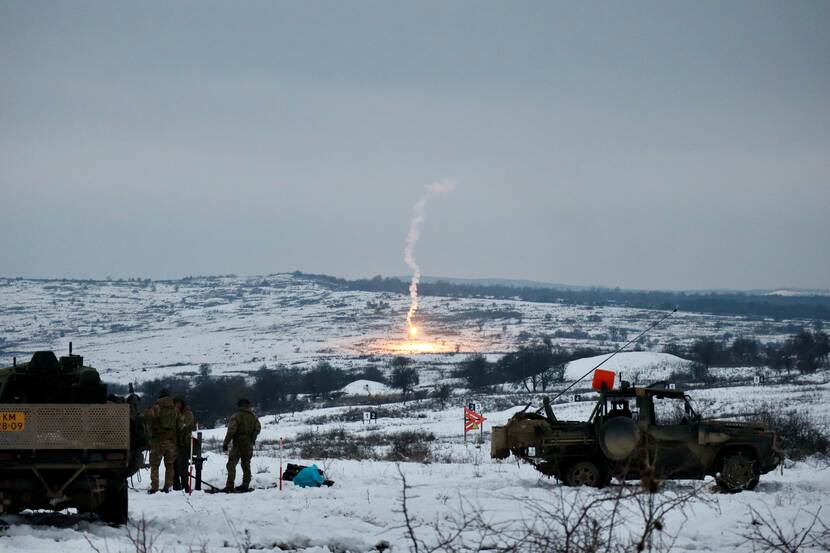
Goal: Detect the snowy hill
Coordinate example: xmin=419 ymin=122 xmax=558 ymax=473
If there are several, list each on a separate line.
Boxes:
xmin=339 ymin=379 xmax=392 ymax=396
xmin=564 ymin=351 xmax=693 ymax=384
xmin=0 ymin=274 xmax=812 ymax=385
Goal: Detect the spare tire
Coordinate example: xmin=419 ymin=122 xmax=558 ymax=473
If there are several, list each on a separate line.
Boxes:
xmin=599 ymin=417 xmax=641 ymax=461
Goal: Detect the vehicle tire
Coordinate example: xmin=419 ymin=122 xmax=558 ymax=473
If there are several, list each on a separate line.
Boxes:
xmin=97 ymin=480 xmax=128 ymax=525
xmin=716 ymin=451 xmax=759 ymax=493
xmin=563 ymin=460 xmax=605 ymax=488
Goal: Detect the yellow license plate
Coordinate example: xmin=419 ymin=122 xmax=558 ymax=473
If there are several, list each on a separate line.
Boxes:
xmin=0 ymin=411 xmax=25 ymax=431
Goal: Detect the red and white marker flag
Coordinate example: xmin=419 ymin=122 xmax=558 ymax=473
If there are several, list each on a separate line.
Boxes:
xmin=464 ymin=406 xmax=485 ymax=433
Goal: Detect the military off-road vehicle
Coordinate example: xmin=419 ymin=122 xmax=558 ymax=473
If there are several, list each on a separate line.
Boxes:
xmin=0 ymin=346 xmax=145 ymax=523
xmin=491 ymin=382 xmax=781 ymax=492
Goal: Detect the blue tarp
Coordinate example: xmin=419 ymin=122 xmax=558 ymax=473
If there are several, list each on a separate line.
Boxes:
xmin=293 ymin=464 xmax=325 ymax=488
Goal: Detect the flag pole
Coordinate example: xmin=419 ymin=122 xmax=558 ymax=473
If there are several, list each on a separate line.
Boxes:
xmin=279 ymin=436 xmax=284 ymax=491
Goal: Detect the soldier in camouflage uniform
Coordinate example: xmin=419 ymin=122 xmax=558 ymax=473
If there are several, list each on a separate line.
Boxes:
xmin=172 ymin=396 xmax=196 ymax=492
xmin=144 ymin=389 xmax=181 ymax=493
xmin=223 ymin=397 xmax=261 ymax=491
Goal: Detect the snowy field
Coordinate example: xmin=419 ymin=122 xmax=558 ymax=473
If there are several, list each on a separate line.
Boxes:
xmin=1 ymin=274 xmax=829 ymax=552
xmin=3 ymin=454 xmax=829 ymax=553
xmin=0 ymin=274 xmax=815 ymax=385
xmin=3 ymin=377 xmax=830 ymax=552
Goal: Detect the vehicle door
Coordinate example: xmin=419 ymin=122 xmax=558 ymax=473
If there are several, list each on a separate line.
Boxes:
xmin=644 ymin=395 xmax=703 ymax=479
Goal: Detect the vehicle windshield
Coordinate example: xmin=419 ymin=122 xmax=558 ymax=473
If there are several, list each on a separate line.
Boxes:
xmin=653 ymin=394 xmax=698 ymax=425
xmin=590 ymin=394 xmax=638 ymax=423
xmin=684 ymin=395 xmax=699 ymax=418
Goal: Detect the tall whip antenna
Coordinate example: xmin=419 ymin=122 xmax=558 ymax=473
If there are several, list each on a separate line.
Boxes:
xmin=549 ymin=307 xmax=678 ymax=403
xmin=519 ymin=307 xmax=678 ymax=413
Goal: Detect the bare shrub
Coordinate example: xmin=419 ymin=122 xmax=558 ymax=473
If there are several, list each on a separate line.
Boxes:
xmin=84 ymin=514 xmax=164 ymax=553
xmin=754 ymin=404 xmax=829 ymax=460
xmin=385 ymin=431 xmax=436 ymax=463
xmin=296 ymin=428 xmax=374 ymax=460
xmin=394 ymin=471 xmax=715 ymax=553
xmin=294 ymin=428 xmax=436 ymax=462
xmin=740 ymin=505 xmax=829 ymax=553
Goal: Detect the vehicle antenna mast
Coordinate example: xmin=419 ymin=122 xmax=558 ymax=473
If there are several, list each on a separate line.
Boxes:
xmin=549 ymin=307 xmax=678 ymax=403
xmin=520 ymin=307 xmax=678 ymax=413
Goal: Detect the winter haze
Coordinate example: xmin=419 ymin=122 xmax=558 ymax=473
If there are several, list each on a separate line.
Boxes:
xmin=1 ymin=1 xmax=828 ymax=289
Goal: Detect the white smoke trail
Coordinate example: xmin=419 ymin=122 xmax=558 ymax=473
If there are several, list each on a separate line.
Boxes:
xmin=404 ymin=179 xmax=456 ymax=335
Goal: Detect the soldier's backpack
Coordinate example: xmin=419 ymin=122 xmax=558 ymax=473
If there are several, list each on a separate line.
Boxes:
xmin=293 ymin=464 xmax=326 ymax=488
xmin=282 ymin=463 xmax=334 ymax=487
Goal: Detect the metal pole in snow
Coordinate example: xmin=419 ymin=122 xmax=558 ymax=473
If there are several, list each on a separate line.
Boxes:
xmin=279 ymin=436 xmax=283 ymax=491
xmin=480 ymin=414 xmax=483 ymax=444
xmin=194 ymin=430 xmax=204 ymax=491
xmin=187 ymin=424 xmax=195 ymax=495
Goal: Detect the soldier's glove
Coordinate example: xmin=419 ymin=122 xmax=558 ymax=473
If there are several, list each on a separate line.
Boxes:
xmin=222 ymin=444 xmax=228 ymax=452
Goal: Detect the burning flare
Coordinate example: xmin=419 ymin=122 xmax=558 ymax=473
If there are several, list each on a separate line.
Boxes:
xmin=404 ymin=179 xmax=455 ymax=336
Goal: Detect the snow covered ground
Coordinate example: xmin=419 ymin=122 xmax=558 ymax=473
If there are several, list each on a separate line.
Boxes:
xmin=340 ymin=380 xmax=393 ymax=397
xmin=1 ymin=274 xmax=829 ymax=552
xmin=3 ymin=454 xmax=828 ymax=553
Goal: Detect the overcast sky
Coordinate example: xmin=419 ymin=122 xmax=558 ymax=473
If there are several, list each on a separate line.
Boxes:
xmin=1 ymin=1 xmax=828 ymax=290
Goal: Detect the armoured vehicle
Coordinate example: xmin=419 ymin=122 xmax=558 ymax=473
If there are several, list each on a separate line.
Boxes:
xmin=0 ymin=346 xmax=145 ymax=523
xmin=491 ymin=382 xmax=781 ymax=492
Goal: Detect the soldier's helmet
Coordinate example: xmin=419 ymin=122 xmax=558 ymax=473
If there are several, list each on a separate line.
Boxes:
xmin=158 ymin=388 xmax=171 ymax=399
xmin=237 ymin=397 xmax=251 ymax=407
xmin=173 ymin=395 xmax=186 ymax=406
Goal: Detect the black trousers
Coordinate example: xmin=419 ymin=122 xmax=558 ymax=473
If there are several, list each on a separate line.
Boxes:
xmin=172 ymin=446 xmax=190 ymax=491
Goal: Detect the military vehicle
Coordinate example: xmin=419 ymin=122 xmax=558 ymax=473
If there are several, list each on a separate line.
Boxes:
xmin=0 ymin=346 xmax=145 ymax=523
xmin=491 ymin=381 xmax=781 ymax=492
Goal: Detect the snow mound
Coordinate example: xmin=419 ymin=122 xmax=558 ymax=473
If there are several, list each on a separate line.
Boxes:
xmin=564 ymin=352 xmax=692 ymax=384
xmin=340 ymin=379 xmax=392 ymax=396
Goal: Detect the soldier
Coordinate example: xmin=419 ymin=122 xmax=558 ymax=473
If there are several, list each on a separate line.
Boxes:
xmin=172 ymin=396 xmax=196 ymax=492
xmin=223 ymin=397 xmax=261 ymax=492
xmin=144 ymin=389 xmax=180 ymax=493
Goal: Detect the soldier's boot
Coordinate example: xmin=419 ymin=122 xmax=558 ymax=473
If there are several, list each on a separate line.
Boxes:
xmin=238 ymin=471 xmax=251 ymax=491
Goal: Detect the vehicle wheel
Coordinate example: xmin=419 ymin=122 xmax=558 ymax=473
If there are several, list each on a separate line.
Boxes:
xmin=97 ymin=481 xmax=128 ymax=525
xmin=717 ymin=452 xmax=759 ymax=493
xmin=563 ymin=460 xmax=605 ymax=488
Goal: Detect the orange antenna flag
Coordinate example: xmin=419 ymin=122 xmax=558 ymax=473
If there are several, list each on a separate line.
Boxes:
xmin=591 ymin=369 xmax=616 ymax=391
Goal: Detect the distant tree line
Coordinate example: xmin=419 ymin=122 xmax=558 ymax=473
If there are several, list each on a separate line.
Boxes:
xmin=126 ymin=328 xmax=828 ymax=428
xmin=454 ymin=340 xmax=607 ymax=392
xmin=666 ymin=329 xmax=830 ymax=374
xmin=134 ymin=361 xmax=388 ymax=428
xmin=296 ymin=272 xmax=830 ymax=321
